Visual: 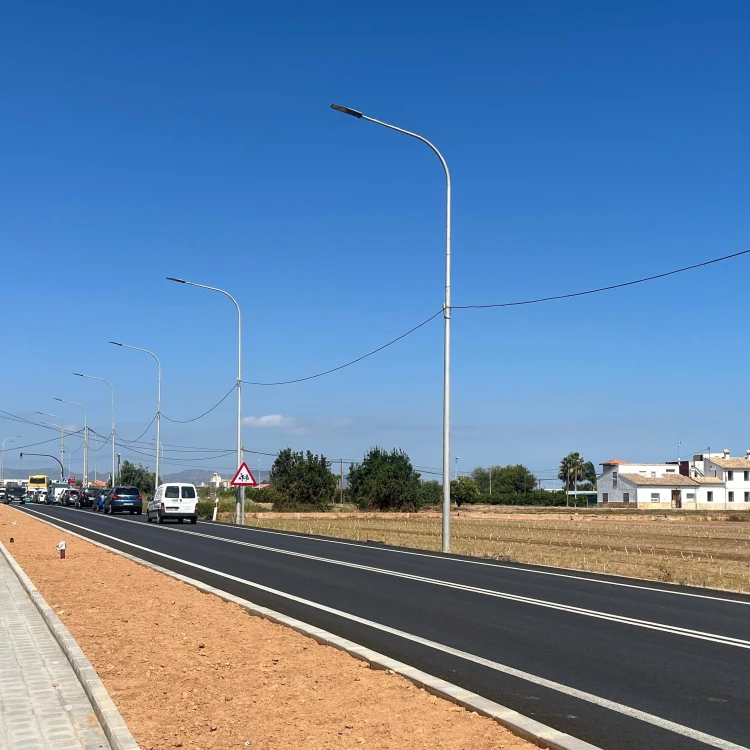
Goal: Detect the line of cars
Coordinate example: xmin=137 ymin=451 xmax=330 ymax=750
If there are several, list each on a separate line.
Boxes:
xmin=2 ymin=481 xmax=200 ymax=523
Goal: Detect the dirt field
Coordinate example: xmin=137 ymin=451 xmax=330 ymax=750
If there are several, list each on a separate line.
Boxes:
xmin=243 ymin=509 xmax=750 ymax=593
xmin=0 ymin=505 xmax=532 ymax=750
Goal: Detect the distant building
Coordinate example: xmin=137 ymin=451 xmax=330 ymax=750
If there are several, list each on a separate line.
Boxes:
xmin=209 ymin=472 xmax=231 ymax=490
xmin=597 ymin=452 xmax=750 ymax=509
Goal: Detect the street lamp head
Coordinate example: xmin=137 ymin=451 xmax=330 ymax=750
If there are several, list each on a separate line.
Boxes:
xmin=330 ymin=104 xmax=363 ymax=119
xmin=166 ymin=277 xmax=187 ymax=284
xmin=109 ymin=341 xmax=123 ymax=346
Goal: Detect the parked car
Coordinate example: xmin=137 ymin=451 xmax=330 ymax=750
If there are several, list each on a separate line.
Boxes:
xmin=59 ymin=489 xmax=78 ymax=507
xmin=146 ymin=483 xmax=198 ymax=524
xmin=5 ymin=486 xmax=25 ymax=504
xmin=75 ymin=488 xmax=97 ymax=509
xmin=36 ymin=490 xmax=49 ymax=504
xmin=0 ymin=488 xmax=6 ymax=503
xmin=103 ymin=486 xmax=142 ymax=515
xmin=93 ymin=489 xmax=108 ymax=511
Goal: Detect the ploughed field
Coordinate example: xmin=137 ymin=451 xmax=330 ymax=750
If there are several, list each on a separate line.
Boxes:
xmin=244 ymin=511 xmax=750 ymax=593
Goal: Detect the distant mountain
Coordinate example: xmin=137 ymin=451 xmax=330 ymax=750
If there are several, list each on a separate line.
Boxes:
xmin=162 ymin=469 xmax=217 ymax=485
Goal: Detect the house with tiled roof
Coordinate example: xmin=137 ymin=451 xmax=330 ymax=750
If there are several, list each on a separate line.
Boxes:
xmin=597 ymin=452 xmax=750 ymax=509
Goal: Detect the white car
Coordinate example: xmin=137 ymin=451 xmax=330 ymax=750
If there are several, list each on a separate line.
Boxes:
xmin=146 ymin=482 xmax=198 ymax=524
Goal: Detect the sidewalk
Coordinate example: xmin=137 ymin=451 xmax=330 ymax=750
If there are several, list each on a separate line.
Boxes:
xmin=0 ymin=549 xmax=111 ymax=750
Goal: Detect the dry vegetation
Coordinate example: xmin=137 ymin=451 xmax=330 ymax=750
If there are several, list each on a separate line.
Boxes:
xmin=244 ymin=510 xmax=750 ymax=593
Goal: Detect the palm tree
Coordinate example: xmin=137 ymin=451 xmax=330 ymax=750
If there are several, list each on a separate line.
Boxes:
xmin=558 ymin=452 xmax=586 ymax=491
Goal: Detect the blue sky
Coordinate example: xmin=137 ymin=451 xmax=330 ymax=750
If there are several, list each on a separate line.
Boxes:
xmin=2 ymin=0 xmax=749 ymax=482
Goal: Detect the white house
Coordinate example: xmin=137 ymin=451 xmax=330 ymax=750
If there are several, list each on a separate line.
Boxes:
xmin=597 ymin=455 xmax=747 ymax=509
xmin=209 ymin=472 xmax=231 ymax=490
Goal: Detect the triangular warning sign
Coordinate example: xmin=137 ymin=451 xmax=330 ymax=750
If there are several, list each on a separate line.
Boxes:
xmin=231 ymin=462 xmax=257 ymax=487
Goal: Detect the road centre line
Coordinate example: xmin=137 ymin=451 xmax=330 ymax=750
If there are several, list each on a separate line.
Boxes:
xmin=19 ymin=507 xmax=749 ymax=750
xmin=75 ymin=510 xmax=750 ymax=650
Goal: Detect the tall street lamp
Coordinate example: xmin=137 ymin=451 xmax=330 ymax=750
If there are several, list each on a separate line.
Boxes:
xmin=1 ymin=436 xmax=20 ymax=482
xmin=109 ymin=342 xmax=162 ymax=490
xmin=36 ymin=412 xmax=65 ymax=479
xmin=54 ymin=398 xmax=88 ymax=487
xmin=74 ymin=373 xmax=115 ymax=487
xmin=331 ymin=103 xmax=453 ymax=552
xmin=167 ymin=277 xmax=244 ymax=524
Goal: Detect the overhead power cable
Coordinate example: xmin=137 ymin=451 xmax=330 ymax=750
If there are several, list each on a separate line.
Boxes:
xmin=454 ymin=248 xmax=750 ymax=309
xmin=243 ymin=309 xmax=443 ymax=386
xmin=241 ymin=247 xmax=750 ymax=387
xmin=115 ymin=413 xmax=157 ymax=444
xmin=162 ymin=384 xmax=238 ymax=424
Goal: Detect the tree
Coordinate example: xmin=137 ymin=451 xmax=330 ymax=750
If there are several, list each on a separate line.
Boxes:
xmin=558 ymin=452 xmax=586 ymax=491
xmin=583 ymin=461 xmax=597 ymax=488
xmin=117 ymin=460 xmax=156 ymax=496
xmin=270 ymin=448 xmax=337 ymax=509
xmin=420 ymin=480 xmax=443 ymax=506
xmin=348 ymin=447 xmax=422 ymax=511
xmin=450 ymin=476 xmax=479 ymax=507
xmin=472 ymin=464 xmax=536 ymax=495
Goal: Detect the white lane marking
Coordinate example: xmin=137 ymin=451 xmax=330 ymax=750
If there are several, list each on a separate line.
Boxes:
xmin=41 ymin=507 xmax=750 ymax=648
xmin=19 ymin=507 xmax=750 ymax=750
xmin=57 ymin=505 xmax=750 ymax=607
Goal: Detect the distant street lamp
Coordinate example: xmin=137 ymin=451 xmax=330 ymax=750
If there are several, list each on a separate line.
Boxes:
xmin=331 ymin=103 xmax=453 ymax=552
xmin=109 ymin=342 xmax=162 ymax=488
xmin=74 ymin=374 xmax=115 ymax=487
xmin=54 ymin=399 xmax=88 ymax=486
xmin=1 ymin=436 xmax=20 ymax=482
xmin=36 ymin=412 xmax=64 ymax=479
xmin=167 ymin=277 xmax=244 ymax=524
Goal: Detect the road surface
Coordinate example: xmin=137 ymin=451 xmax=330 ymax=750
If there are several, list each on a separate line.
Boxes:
xmin=15 ymin=504 xmax=750 ymax=750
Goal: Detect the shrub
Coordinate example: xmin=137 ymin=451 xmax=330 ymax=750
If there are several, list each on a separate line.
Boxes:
xmin=348 ymin=447 xmax=422 ymax=511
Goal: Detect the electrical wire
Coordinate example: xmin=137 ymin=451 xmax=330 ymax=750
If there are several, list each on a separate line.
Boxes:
xmin=454 ymin=248 xmax=750 ymax=309
xmin=115 ymin=414 xmax=157 ymax=444
xmin=242 ymin=309 xmax=444 ymax=386
xmin=161 ymin=384 xmax=238 ymax=424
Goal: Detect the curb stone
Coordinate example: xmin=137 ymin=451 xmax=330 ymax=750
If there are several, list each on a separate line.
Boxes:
xmin=0 ymin=540 xmax=141 ymax=750
xmin=13 ymin=508 xmax=602 ymax=750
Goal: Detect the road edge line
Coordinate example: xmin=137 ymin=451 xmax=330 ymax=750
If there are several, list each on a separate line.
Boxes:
xmin=14 ymin=509 xmax=601 ymax=750
xmin=0 ymin=540 xmax=141 ymax=750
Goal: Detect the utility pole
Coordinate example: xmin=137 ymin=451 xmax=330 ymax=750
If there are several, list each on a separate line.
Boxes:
xmin=489 ymin=466 xmax=492 ymax=497
xmin=340 ymin=459 xmax=344 ymax=503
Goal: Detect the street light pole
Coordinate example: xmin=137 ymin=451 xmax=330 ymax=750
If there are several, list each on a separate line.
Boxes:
xmin=53 ymin=399 xmax=88 ymax=487
xmin=109 ymin=342 xmax=162 ymax=490
xmin=36 ymin=412 xmax=64 ymax=479
xmin=455 ymin=456 xmax=460 ymax=481
xmin=74 ymin=374 xmax=115 ymax=487
xmin=331 ymin=103 xmax=453 ymax=552
xmin=1 ymin=437 xmax=20 ymax=482
xmin=167 ymin=277 xmax=244 ymax=524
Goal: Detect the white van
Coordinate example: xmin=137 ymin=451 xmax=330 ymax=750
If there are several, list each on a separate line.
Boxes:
xmin=146 ymin=482 xmax=198 ymax=524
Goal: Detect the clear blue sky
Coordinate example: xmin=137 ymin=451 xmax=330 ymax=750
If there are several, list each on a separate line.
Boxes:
xmin=2 ymin=0 xmax=749 ymax=482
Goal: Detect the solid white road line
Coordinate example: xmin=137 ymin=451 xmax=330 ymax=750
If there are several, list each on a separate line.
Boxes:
xmin=19 ymin=507 xmax=749 ymax=750
xmin=61 ymin=507 xmax=750 ymax=650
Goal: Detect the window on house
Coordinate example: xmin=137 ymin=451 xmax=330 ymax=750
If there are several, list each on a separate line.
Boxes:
xmin=651 ymin=472 xmax=656 ymax=478
xmin=651 ymin=493 xmax=659 ymax=502
xmin=623 ymin=492 xmax=630 ymax=502
xmin=639 ymin=470 xmax=646 ymax=475
xmin=612 ymin=472 xmax=618 ymax=488
xmin=729 ymin=491 xmax=734 ymax=502
xmin=745 ymin=471 xmax=749 ymax=482
xmin=745 ymin=492 xmax=749 ymax=503
xmin=666 ymin=469 xmax=675 ymax=473
xmin=602 ymin=493 xmax=609 ymax=502
xmin=707 ymin=491 xmax=713 ymax=502
xmin=686 ymin=493 xmax=695 ymax=500
xmin=728 ymin=471 xmax=734 ymax=481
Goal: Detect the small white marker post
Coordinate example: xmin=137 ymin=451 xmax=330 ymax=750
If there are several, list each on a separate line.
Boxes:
xmin=212 ymin=497 xmax=219 ymax=522
xmin=56 ymin=541 xmax=67 ymax=560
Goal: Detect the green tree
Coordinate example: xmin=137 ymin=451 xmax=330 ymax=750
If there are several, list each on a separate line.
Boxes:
xmin=419 ymin=479 xmax=443 ymax=506
xmin=450 ymin=476 xmax=479 ymax=507
xmin=582 ymin=461 xmax=597 ymax=488
xmin=270 ymin=448 xmax=337 ymax=509
xmin=117 ymin=460 xmax=156 ymax=496
xmin=558 ymin=452 xmax=586 ymax=491
xmin=348 ymin=447 xmax=422 ymax=511
xmin=470 ymin=466 xmax=490 ymax=494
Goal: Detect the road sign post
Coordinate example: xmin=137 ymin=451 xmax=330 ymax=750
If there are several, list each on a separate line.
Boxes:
xmin=231 ymin=462 xmax=257 ymax=489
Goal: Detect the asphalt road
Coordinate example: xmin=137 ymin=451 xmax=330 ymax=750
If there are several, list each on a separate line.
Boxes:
xmin=15 ymin=503 xmax=750 ymax=750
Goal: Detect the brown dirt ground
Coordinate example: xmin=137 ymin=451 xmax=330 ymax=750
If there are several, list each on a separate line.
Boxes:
xmin=0 ymin=505 xmax=531 ymax=750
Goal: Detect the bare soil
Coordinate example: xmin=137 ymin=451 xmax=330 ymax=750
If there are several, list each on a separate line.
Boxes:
xmin=0 ymin=505 xmax=530 ymax=750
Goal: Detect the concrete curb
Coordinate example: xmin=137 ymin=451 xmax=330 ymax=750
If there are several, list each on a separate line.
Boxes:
xmin=0 ymin=540 xmax=141 ymax=750
xmin=11 ymin=509 xmax=602 ymax=750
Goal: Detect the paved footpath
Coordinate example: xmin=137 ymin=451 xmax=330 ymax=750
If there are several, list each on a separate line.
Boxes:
xmin=0 ymin=551 xmax=111 ymax=750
